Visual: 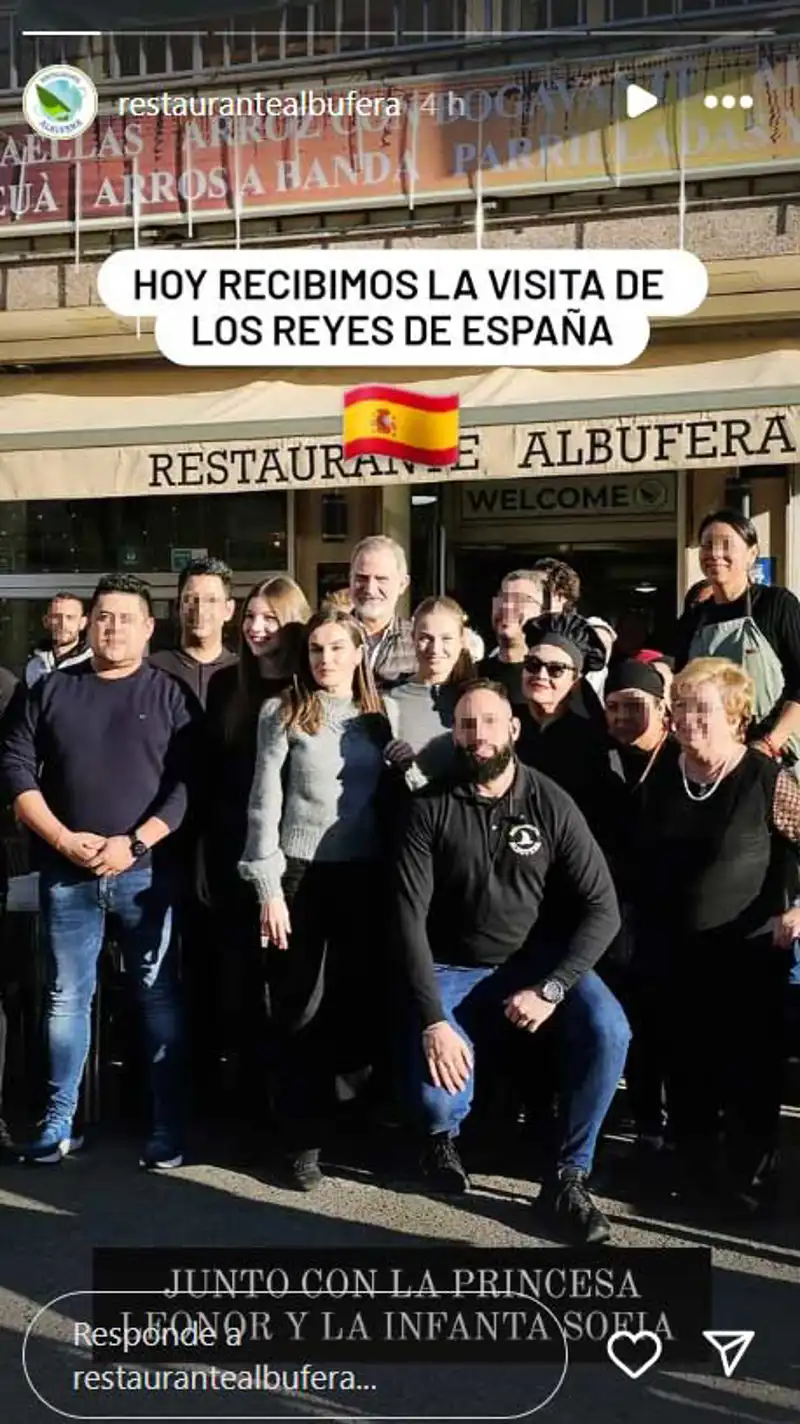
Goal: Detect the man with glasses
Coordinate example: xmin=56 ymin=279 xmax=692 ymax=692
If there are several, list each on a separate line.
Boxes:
xmin=478 ymin=570 xmax=562 ymax=713
xmin=149 ymin=556 xmax=238 ymax=711
xmin=392 ymin=677 xmax=628 ymax=1243
xmin=1 ymin=574 xmax=198 ymax=1169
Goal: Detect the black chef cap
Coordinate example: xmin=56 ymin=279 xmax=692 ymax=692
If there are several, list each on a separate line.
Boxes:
xmin=605 ymin=660 xmax=666 ymax=699
xmin=522 ymin=612 xmax=607 ymax=674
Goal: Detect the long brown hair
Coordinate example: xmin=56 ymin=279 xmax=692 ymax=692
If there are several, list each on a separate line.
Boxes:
xmin=225 ymin=576 xmax=311 ymax=743
xmin=412 ymin=596 xmax=476 ymax=688
xmin=281 ymin=608 xmax=387 ymax=736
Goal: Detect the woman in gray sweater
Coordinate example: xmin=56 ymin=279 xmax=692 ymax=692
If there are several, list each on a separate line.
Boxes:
xmin=238 ymin=608 xmax=391 ymax=1189
xmin=385 ymin=596 xmax=476 ymax=788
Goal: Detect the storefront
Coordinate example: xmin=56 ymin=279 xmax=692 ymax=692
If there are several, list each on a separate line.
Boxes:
xmin=0 ymin=344 xmax=797 ymax=671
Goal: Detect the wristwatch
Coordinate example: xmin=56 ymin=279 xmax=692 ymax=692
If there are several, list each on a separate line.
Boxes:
xmin=128 ymin=835 xmax=149 ymax=860
xmin=537 ymin=979 xmax=566 ymax=1005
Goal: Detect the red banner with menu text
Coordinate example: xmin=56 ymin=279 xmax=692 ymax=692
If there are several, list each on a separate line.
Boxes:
xmin=1 ymin=46 xmax=798 ymax=232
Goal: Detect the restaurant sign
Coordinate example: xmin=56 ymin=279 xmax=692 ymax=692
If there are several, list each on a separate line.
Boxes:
xmin=1 ymin=408 xmax=796 ymax=501
xmin=0 ymin=43 xmax=797 ymax=232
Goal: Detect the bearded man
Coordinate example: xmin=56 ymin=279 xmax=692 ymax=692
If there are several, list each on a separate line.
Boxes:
xmin=391 ymin=679 xmax=629 ymax=1245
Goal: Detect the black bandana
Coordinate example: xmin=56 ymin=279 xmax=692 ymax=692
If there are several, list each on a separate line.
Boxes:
xmin=605 ymin=660 xmax=665 ymax=699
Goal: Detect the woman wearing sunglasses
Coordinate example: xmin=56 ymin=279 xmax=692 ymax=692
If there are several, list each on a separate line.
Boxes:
xmin=516 ymin=613 xmax=621 ymax=853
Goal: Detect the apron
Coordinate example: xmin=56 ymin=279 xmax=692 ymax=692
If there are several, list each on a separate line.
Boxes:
xmin=688 ymin=589 xmax=800 ymax=776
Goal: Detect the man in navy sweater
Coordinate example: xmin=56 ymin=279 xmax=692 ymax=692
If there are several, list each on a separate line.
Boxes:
xmin=0 ymin=574 xmax=198 ymax=1169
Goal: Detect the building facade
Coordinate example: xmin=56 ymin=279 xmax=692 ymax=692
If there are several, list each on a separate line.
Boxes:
xmin=0 ymin=4 xmax=798 ymax=666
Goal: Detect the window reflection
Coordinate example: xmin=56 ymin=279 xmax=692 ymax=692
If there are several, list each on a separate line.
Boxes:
xmin=0 ymin=493 xmax=287 ymax=574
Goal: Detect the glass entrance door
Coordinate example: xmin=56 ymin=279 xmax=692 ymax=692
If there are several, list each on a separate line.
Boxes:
xmin=452 ymin=542 xmax=678 ymax=655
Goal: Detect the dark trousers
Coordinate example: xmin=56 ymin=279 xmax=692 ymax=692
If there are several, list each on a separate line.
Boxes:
xmin=0 ymin=982 xmax=6 ymax=1122
xmin=602 ymin=960 xmax=669 ymax=1139
xmin=267 ymin=858 xmax=384 ymax=1150
xmin=180 ymin=877 xmax=267 ymax=1116
xmin=664 ymin=936 xmax=788 ymax=1178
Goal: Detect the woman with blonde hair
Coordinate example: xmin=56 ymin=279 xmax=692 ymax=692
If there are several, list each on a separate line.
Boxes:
xmin=238 ymin=608 xmax=393 ymax=1188
xmin=384 ymin=595 xmax=475 ymax=789
xmin=203 ymin=575 xmax=311 ymax=1120
xmin=630 ymin=655 xmax=800 ymax=1209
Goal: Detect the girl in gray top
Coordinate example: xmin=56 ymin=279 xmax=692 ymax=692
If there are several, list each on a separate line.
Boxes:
xmin=238 ymin=608 xmax=391 ymax=1189
xmin=385 ymin=596 xmax=476 ymax=788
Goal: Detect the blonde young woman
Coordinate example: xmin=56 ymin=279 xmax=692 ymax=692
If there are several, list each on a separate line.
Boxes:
xmin=631 ymin=656 xmax=800 ymax=1209
xmin=384 ymin=596 xmax=475 ymax=788
xmin=238 ymin=608 xmax=393 ymax=1189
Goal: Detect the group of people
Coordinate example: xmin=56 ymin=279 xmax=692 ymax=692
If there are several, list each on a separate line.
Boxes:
xmin=0 ymin=511 xmax=798 ymax=1246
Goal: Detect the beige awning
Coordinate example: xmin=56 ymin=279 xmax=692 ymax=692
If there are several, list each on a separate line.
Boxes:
xmin=0 ymin=345 xmax=798 ymax=499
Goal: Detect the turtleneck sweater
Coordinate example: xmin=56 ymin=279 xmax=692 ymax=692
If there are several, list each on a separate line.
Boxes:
xmin=238 ymin=692 xmax=387 ymax=903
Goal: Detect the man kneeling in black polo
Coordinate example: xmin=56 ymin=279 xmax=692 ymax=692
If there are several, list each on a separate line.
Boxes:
xmin=392 ymin=679 xmax=630 ymax=1244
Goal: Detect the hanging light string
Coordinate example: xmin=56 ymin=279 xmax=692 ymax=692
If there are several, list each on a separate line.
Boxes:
xmin=184 ymin=120 xmax=194 ymax=239
xmin=74 ymin=149 xmax=81 ymax=268
xmin=233 ymin=113 xmax=241 ymax=249
xmin=132 ymin=153 xmax=141 ymax=339
xmin=677 ymin=86 xmax=687 ymax=250
xmin=408 ymin=89 xmax=419 ymax=215
xmin=614 ymin=62 xmax=622 ymax=190
xmin=475 ymin=108 xmax=484 ymax=249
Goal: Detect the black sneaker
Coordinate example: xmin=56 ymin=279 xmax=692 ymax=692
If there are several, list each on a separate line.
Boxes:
xmin=0 ymin=1118 xmax=20 ymax=1166
xmin=419 ymin=1133 xmax=470 ymax=1195
xmin=289 ymin=1148 xmax=324 ymax=1192
xmin=538 ymin=1167 xmax=612 ymax=1245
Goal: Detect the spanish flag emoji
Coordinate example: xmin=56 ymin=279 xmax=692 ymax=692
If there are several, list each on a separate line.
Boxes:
xmin=343 ymin=385 xmax=460 ymax=467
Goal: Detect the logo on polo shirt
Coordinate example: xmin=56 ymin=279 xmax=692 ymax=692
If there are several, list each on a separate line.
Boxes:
xmin=508 ymin=823 xmax=542 ymax=856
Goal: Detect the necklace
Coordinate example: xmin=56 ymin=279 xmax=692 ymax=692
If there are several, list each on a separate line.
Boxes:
xmin=679 ymin=750 xmax=734 ymax=801
xmin=635 ymin=732 xmax=668 ymax=789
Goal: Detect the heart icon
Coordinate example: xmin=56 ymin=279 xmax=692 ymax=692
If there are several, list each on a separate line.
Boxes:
xmin=607 ymin=1330 xmax=663 ymax=1380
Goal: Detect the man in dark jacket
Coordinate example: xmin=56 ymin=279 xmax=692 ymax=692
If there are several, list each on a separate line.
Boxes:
xmin=25 ymin=593 xmax=91 ymax=688
xmin=392 ymin=678 xmax=629 ymax=1244
xmin=0 ymin=574 xmax=198 ymax=1170
xmin=149 ymin=556 xmax=238 ymax=710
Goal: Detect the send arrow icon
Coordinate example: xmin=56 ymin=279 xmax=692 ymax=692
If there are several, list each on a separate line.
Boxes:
xmin=703 ymin=1331 xmax=755 ymax=1378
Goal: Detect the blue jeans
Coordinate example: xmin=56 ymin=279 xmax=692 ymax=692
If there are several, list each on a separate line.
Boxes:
xmin=404 ymin=962 xmax=631 ymax=1174
xmin=39 ymin=863 xmax=184 ymax=1139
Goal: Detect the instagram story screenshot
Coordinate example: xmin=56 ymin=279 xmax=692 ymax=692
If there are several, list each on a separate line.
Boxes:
xmin=0 ymin=1 xmax=798 ymax=1421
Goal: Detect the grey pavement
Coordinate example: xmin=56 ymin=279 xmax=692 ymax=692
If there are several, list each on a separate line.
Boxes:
xmin=0 ymin=1120 xmax=798 ymax=1424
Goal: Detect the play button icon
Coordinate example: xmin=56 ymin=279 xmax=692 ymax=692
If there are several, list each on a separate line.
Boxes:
xmin=626 ymin=83 xmax=659 ymax=118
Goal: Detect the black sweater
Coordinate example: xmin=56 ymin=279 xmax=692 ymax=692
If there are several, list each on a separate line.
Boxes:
xmin=148 ymin=646 xmax=238 ymax=711
xmin=633 ymin=750 xmax=788 ymax=947
xmin=517 ymin=703 xmax=624 ymax=859
xmin=0 ymin=662 xmax=198 ymax=869
xmin=392 ymin=761 xmax=620 ymax=1027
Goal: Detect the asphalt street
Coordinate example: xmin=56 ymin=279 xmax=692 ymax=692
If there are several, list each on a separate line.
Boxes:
xmin=0 ymin=1116 xmax=798 ymax=1424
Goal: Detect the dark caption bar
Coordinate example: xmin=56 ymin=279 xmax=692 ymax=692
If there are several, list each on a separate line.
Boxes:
xmin=91 ymin=1248 xmax=712 ymax=1365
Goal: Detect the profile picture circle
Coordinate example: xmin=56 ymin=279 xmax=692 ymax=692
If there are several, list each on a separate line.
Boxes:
xmin=23 ymin=65 xmax=98 ymax=141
